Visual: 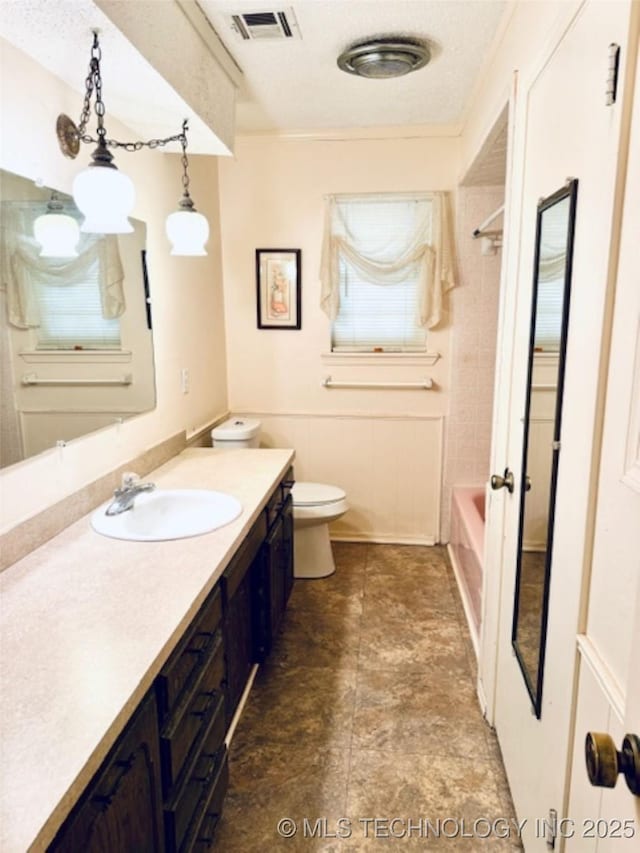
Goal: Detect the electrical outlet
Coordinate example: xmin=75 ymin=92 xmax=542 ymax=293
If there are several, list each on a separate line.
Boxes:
xmin=180 ymin=368 xmax=190 ymax=394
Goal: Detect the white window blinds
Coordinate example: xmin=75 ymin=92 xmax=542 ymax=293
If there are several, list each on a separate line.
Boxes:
xmin=533 ymin=277 xmax=563 ymax=351
xmin=35 ymin=258 xmax=121 ymax=349
xmin=534 ymin=195 xmax=571 ymax=352
xmin=320 ymin=192 xmax=456 ymax=352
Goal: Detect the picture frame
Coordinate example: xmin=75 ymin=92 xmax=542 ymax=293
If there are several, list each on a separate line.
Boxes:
xmin=256 ymin=248 xmax=301 ymax=329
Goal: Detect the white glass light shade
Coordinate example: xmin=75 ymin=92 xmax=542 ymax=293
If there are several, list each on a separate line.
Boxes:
xmin=73 ymin=165 xmax=135 ymax=234
xmin=33 ymin=212 xmax=80 ymax=257
xmin=166 ymin=209 xmax=209 ymax=256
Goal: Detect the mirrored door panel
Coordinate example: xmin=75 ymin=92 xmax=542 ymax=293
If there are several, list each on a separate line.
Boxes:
xmin=512 ymin=178 xmax=578 ymax=717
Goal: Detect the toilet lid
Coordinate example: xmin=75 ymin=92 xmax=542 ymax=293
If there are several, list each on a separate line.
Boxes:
xmin=292 ymin=482 xmax=346 ymax=507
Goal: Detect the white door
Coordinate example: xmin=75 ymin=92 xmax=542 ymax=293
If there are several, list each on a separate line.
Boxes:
xmin=489 ymin=2 xmax=638 ymax=850
xmin=564 ymin=43 xmax=640 ymax=853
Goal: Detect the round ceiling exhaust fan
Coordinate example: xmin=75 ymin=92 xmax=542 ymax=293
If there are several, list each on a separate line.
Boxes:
xmin=337 ymin=37 xmax=431 ymax=79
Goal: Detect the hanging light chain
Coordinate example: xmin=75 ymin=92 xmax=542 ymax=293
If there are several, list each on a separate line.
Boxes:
xmin=75 ymin=32 xmax=188 ymax=153
xmin=180 ymin=120 xmax=192 ymax=201
xmin=77 ymin=129 xmax=187 ymax=151
xmin=76 ymin=32 xmax=100 ymax=137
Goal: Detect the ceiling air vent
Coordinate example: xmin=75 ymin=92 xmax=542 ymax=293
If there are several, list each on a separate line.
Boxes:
xmin=229 ymin=8 xmax=301 ymax=40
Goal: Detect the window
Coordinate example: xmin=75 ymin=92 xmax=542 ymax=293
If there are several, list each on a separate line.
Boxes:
xmin=320 ymin=192 xmax=456 ymax=353
xmin=34 ymin=257 xmax=121 ymax=349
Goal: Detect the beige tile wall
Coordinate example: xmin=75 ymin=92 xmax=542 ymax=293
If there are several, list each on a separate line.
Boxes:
xmin=442 ymin=186 xmax=504 ymax=540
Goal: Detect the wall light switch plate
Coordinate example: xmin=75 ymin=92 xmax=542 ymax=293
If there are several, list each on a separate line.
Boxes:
xmin=181 ymin=368 xmax=190 ymax=394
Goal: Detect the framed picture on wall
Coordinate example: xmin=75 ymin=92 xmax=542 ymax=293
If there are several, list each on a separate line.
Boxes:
xmin=256 ymin=248 xmax=301 ymax=329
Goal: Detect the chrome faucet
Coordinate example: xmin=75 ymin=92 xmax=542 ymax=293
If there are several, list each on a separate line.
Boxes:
xmin=105 ymin=473 xmax=156 ymax=516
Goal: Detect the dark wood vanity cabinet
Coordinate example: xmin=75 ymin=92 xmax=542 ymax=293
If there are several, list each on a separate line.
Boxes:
xmin=48 ymin=690 xmax=165 ymax=853
xmin=49 ymin=467 xmax=294 ymax=853
xmin=157 ymin=584 xmax=227 ymax=852
xmin=221 ymin=512 xmax=266 ymax=725
xmin=254 ymin=494 xmax=294 ymax=661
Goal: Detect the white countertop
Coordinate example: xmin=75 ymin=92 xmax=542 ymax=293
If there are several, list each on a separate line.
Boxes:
xmin=0 ymin=448 xmax=294 ymax=852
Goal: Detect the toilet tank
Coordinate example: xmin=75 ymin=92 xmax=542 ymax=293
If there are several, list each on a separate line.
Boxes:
xmin=211 ymin=417 xmax=261 ymax=449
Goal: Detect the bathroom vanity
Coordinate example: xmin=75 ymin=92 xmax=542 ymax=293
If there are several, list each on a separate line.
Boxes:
xmin=0 ymin=448 xmax=294 ymax=852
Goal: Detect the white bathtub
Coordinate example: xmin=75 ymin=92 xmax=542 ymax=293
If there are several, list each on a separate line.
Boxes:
xmin=448 ymin=486 xmax=485 ymax=656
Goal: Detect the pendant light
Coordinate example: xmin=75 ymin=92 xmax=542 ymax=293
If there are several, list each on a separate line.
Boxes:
xmin=56 ymin=31 xmax=209 ymax=251
xmin=73 ymin=140 xmax=135 ymax=234
xmin=33 ymin=191 xmax=80 ymax=257
xmin=166 ymin=121 xmax=209 ymax=256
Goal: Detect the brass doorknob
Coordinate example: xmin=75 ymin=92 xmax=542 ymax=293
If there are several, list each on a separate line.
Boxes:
xmin=490 ymin=468 xmax=514 ymax=494
xmin=585 ymin=732 xmax=640 ymax=796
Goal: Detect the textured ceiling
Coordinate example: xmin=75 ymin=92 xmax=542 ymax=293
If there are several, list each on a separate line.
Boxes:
xmin=1 ymin=0 xmax=509 ymax=149
xmin=199 ymin=0 xmax=508 ymax=133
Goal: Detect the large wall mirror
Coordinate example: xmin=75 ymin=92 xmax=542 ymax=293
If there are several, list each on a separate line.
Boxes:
xmin=0 ymin=169 xmax=156 ymax=468
xmin=512 ymin=178 xmax=578 ymax=717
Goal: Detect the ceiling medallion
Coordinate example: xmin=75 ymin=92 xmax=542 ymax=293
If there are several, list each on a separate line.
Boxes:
xmin=337 ymin=38 xmax=431 ymax=79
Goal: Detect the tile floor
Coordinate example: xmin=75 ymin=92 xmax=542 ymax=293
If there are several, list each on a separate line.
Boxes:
xmin=214 ymin=543 xmax=523 ymax=851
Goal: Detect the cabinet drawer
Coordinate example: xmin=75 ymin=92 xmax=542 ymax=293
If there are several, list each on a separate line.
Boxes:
xmin=161 ymin=634 xmax=225 ymax=793
xmin=180 ymin=751 xmax=229 ymax=853
xmin=157 ymin=587 xmax=222 ymax=723
xmin=165 ymin=727 xmax=228 ymax=853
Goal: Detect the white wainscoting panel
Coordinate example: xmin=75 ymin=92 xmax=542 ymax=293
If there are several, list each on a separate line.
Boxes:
xmin=241 ymin=412 xmax=443 ymax=544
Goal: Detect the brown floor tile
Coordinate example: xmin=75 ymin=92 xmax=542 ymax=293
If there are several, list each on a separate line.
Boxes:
xmin=365 ymin=543 xmax=450 ymax=577
xmin=362 ymin=572 xmax=458 ymax=622
xmin=344 ymin=750 xmax=523 ymax=851
xmin=270 ymin=607 xmax=361 ymax=670
xmin=289 ymin=569 xmax=365 ymax=618
xmin=214 ymin=744 xmax=350 ymax=853
xmin=213 ymin=543 xmax=518 ymax=852
xmin=234 ymin=663 xmax=357 ymax=747
xmin=358 ymin=613 xmax=472 ymax=677
xmin=332 ymin=541 xmax=369 ymax=572
xmin=352 ymin=667 xmax=491 ymax=759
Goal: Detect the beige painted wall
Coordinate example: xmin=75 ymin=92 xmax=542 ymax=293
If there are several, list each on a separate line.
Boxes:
xmin=218 ymin=132 xmax=460 ymax=542
xmin=0 ymin=38 xmax=229 ymax=532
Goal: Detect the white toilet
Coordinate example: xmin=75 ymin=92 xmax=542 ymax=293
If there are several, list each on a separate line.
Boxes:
xmin=290 ymin=482 xmax=348 ymax=578
xmin=211 ymin=418 xmax=348 ymax=579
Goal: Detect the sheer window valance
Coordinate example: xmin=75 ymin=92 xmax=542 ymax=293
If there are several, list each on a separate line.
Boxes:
xmin=320 ymin=191 xmax=457 ymax=332
xmin=0 ymin=200 xmax=125 ymax=330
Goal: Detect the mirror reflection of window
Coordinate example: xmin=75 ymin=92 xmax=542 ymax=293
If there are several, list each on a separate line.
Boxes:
xmin=533 ymin=196 xmax=570 ymax=352
xmin=0 ymin=168 xmax=156 ymax=468
xmin=34 ymin=258 xmax=122 ymax=350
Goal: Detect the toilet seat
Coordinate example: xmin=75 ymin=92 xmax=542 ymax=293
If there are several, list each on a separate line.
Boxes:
xmin=292 ymin=482 xmax=346 ymax=507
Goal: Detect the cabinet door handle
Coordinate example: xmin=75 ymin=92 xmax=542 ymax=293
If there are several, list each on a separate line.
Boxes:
xmin=197 ymin=812 xmax=221 ymax=845
xmin=92 ymin=751 xmax=136 ymax=810
xmin=190 ymin=689 xmax=217 ymax=719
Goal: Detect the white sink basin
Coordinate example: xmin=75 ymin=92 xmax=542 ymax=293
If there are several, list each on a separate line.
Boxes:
xmin=91 ymin=489 xmax=242 ymax=542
